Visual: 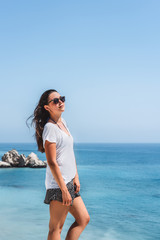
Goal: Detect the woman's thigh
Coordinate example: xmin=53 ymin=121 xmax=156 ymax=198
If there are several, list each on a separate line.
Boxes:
xmin=49 ymin=200 xmax=70 ymax=232
xmin=68 ymin=196 xmax=90 ymax=226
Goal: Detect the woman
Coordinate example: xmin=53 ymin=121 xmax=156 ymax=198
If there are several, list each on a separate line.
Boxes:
xmin=27 ymin=89 xmax=90 ymax=240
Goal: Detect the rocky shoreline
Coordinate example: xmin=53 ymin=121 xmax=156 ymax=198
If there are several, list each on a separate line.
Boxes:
xmin=0 ymin=149 xmax=47 ymax=168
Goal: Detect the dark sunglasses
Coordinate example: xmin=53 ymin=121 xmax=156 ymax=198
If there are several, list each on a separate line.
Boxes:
xmin=48 ymin=96 xmax=65 ymax=104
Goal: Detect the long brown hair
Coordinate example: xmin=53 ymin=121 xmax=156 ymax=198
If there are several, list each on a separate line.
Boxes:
xmin=26 ymin=89 xmax=58 ymax=153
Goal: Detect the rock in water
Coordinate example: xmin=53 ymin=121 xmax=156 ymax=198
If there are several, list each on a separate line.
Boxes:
xmin=25 ymin=152 xmax=46 ymax=168
xmin=18 ymin=154 xmax=27 ymax=167
xmin=0 ymin=161 xmax=11 ymax=168
xmin=1 ymin=149 xmax=47 ymax=168
xmin=2 ymin=149 xmax=22 ymax=167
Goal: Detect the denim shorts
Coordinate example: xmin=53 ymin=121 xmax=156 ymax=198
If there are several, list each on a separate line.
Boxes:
xmin=44 ymin=178 xmax=80 ymax=206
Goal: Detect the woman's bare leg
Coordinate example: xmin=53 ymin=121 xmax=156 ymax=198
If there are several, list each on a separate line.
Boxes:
xmin=65 ymin=196 xmax=90 ymax=240
xmin=47 ymin=200 xmax=70 ymax=240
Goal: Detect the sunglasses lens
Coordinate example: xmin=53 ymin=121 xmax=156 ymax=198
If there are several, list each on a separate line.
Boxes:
xmin=60 ymin=96 xmax=65 ymax=102
xmin=53 ymin=98 xmax=59 ymax=104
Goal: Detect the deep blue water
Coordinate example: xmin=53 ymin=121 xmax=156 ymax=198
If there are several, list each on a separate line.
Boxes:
xmin=0 ymin=143 xmax=160 ymax=240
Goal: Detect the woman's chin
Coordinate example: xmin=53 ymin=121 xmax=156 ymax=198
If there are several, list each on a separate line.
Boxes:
xmin=59 ymin=108 xmax=65 ymax=112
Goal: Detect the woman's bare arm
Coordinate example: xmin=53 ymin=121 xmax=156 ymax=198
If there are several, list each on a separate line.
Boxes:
xmin=75 ymin=160 xmax=79 ymax=178
xmin=73 ymin=151 xmax=79 ymax=178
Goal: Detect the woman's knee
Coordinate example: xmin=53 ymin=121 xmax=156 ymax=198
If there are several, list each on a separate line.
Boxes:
xmin=84 ymin=213 xmax=90 ymax=225
xmin=77 ymin=213 xmax=90 ymax=227
xmin=49 ymin=220 xmax=65 ymax=234
xmin=49 ymin=225 xmax=61 ymax=235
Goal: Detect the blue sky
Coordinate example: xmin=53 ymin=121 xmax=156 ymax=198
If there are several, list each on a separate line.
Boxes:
xmin=0 ymin=0 xmax=159 ymax=143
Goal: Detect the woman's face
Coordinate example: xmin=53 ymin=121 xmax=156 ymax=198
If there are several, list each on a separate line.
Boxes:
xmin=44 ymin=92 xmax=65 ymax=113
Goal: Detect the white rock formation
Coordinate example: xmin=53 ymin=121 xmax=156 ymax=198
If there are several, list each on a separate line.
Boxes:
xmin=1 ymin=149 xmax=47 ymax=168
xmin=25 ymin=152 xmax=46 ymax=168
xmin=0 ymin=161 xmax=11 ymax=168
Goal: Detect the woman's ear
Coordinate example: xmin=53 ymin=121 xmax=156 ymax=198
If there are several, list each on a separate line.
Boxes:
xmin=44 ymin=105 xmax=49 ymax=112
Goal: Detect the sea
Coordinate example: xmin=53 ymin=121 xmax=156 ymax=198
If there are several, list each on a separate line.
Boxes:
xmin=0 ymin=143 xmax=160 ymax=240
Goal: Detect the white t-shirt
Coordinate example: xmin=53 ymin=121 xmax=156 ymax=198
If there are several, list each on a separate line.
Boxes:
xmin=42 ymin=117 xmax=77 ymax=189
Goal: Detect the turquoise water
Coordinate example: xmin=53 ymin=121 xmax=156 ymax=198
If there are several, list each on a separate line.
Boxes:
xmin=0 ymin=143 xmax=160 ymax=240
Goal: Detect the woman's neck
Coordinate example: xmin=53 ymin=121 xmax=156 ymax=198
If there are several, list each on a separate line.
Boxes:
xmin=49 ymin=114 xmax=62 ymax=123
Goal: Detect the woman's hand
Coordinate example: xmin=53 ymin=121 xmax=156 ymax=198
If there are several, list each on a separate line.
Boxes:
xmin=62 ymin=189 xmax=72 ymax=206
xmin=73 ymin=174 xmax=80 ymax=193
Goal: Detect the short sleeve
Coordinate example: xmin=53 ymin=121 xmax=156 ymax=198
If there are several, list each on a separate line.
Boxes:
xmin=42 ymin=124 xmax=57 ymax=148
